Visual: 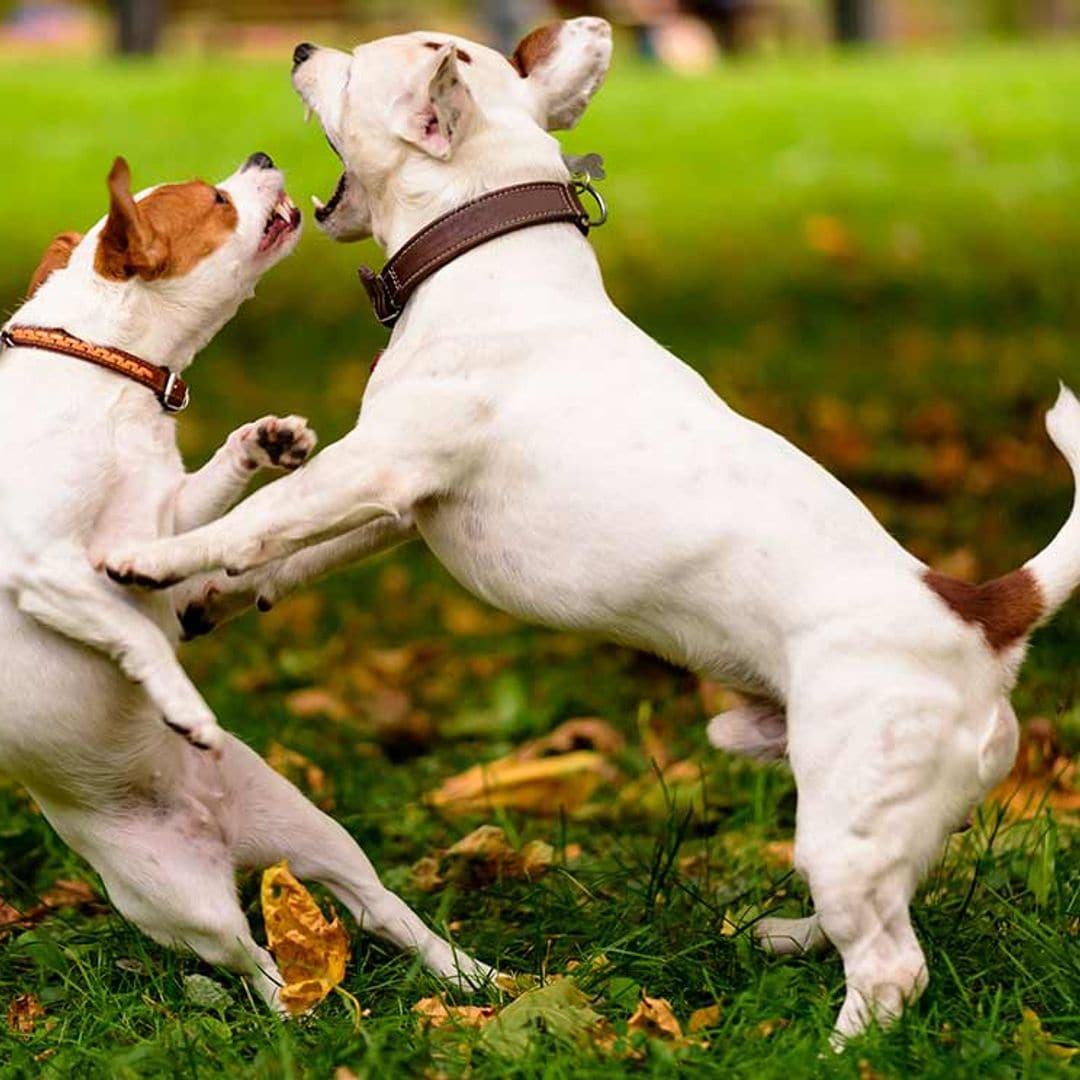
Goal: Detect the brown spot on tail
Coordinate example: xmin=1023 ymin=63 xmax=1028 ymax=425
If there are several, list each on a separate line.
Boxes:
xmin=923 ymin=566 xmax=1044 ymax=651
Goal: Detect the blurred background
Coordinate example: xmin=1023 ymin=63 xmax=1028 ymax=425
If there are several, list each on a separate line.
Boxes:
xmin=2 ymin=5 xmax=1080 ymax=1069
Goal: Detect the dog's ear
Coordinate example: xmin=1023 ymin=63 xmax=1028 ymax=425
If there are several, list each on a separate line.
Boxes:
xmin=510 ymin=18 xmax=612 ymax=131
xmin=396 ymin=43 xmax=476 ymax=160
xmin=27 ymin=231 xmax=83 ymax=297
xmin=95 ymin=156 xmax=168 ymax=281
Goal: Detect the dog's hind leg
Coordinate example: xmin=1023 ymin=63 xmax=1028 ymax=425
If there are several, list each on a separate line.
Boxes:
xmin=786 ymin=691 xmax=965 ymax=1047
xmin=217 ymin=735 xmax=495 ymax=989
xmin=38 ymin=793 xmax=285 ymax=1010
xmin=14 ymin=542 xmax=222 ymax=751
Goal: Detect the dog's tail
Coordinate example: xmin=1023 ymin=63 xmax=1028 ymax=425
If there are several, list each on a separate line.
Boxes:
xmin=1025 ymin=384 xmax=1080 ymax=617
xmin=924 ymin=384 xmax=1080 ymax=653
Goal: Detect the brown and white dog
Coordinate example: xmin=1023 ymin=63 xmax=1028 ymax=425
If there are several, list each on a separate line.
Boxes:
xmin=104 ymin=22 xmax=1080 ymax=1041
xmin=0 ymin=154 xmax=492 ymax=1008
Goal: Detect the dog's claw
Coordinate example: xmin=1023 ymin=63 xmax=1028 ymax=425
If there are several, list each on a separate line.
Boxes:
xmin=106 ymin=565 xmax=178 ymax=590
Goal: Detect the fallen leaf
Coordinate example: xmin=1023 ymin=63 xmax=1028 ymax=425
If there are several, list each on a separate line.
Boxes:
xmin=284 ymin=687 xmax=351 ymax=723
xmin=628 ymin=992 xmax=683 ymax=1041
xmin=803 ymin=214 xmax=858 ymax=261
xmin=481 ymin=978 xmax=603 ymax=1057
xmin=411 ymin=856 xmax=445 ymax=893
xmin=412 ymin=994 xmax=498 ymax=1030
xmin=1014 ymin=1006 xmax=1079 ymax=1059
xmin=7 ymin=993 xmax=44 ymax=1034
xmin=515 ymin=718 xmax=626 ymax=760
xmin=183 ymin=973 xmax=233 ymax=1011
xmin=261 ymin=861 xmax=350 ymax=1016
xmin=267 ymin=742 xmax=334 ymax=808
xmin=40 ymin=879 xmax=99 ymax=909
xmin=756 ymin=1018 xmax=789 ymax=1038
xmin=988 ymin=718 xmax=1080 ymax=820
xmin=425 ymin=750 xmax=615 ymax=817
xmin=333 ymin=1069 xmax=361 ymax=1080
xmin=761 ymin=840 xmax=795 ymax=869
xmin=688 ymin=1004 xmax=722 ymax=1032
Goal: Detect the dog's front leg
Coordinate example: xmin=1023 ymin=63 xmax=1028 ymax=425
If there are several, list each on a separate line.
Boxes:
xmin=173 ymin=415 xmax=316 ymax=533
xmin=107 ymin=434 xmax=426 ymax=589
xmin=14 ymin=542 xmax=223 ymax=751
xmin=176 ymin=515 xmax=417 ymax=639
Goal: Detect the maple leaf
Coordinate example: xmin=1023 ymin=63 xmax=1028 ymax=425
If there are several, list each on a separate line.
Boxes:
xmin=261 ymin=861 xmax=351 ymax=1016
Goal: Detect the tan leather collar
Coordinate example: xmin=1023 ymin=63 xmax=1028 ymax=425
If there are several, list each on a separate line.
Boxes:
xmin=1 ymin=325 xmax=190 ymax=412
xmin=359 ymin=181 xmax=596 ymax=328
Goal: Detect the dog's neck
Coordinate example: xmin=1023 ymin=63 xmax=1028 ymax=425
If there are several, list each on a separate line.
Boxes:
xmin=12 ymin=243 xmax=252 ymax=374
xmin=372 ymin=127 xmax=573 ymax=257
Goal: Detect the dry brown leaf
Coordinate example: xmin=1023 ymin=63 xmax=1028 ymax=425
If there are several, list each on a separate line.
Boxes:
xmin=267 ymin=742 xmax=333 ymax=808
xmin=688 ymin=1004 xmax=722 ymax=1033
xmin=628 ymin=993 xmax=683 ymax=1041
xmin=988 ymin=718 xmax=1080 ymax=820
xmin=333 ymin=1069 xmax=361 ymax=1080
xmin=761 ymin=840 xmax=795 ymax=869
xmin=803 ymin=214 xmax=858 ymax=261
xmin=261 ymin=861 xmax=350 ymax=1016
xmin=515 ymin=718 xmax=626 ymax=760
xmin=7 ymin=993 xmax=44 ymax=1034
xmin=40 ymin=879 xmax=99 ymax=909
xmin=411 ymin=856 xmax=445 ymax=893
xmin=425 ymin=750 xmax=615 ymax=817
xmin=440 ymin=826 xmax=557 ymax=888
xmin=412 ymin=994 xmax=498 ymax=1030
xmin=284 ymin=687 xmax=351 ymax=723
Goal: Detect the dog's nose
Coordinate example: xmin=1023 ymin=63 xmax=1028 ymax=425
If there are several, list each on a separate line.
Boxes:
xmin=243 ymin=152 xmax=275 ymax=172
xmin=293 ymin=42 xmax=316 ymax=70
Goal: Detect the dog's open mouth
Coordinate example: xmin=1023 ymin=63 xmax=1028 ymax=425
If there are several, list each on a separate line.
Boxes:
xmin=311 ymin=132 xmax=347 ymax=225
xmin=258 ymin=190 xmax=302 ymax=253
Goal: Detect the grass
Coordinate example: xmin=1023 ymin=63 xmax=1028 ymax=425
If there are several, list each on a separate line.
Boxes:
xmin=3 ymin=39 xmax=1080 ymax=1078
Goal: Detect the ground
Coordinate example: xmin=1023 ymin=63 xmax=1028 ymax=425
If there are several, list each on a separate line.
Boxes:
xmin=2 ymin=42 xmax=1080 ymax=1078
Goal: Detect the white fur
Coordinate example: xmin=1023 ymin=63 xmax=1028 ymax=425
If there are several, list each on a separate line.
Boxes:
xmin=106 ymin=23 xmax=1080 ymax=1040
xmin=0 ymin=157 xmax=491 ymax=1008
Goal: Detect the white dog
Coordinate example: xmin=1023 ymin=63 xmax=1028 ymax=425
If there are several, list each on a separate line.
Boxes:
xmin=0 ymin=153 xmax=491 ymax=1008
xmin=104 ymin=22 xmax=1080 ymax=1040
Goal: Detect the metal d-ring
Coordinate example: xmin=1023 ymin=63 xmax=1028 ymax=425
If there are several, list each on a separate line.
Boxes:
xmin=572 ymin=177 xmax=608 ymax=228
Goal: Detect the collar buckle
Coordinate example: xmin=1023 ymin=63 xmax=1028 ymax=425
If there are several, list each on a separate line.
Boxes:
xmin=162 ymin=371 xmax=190 ymax=413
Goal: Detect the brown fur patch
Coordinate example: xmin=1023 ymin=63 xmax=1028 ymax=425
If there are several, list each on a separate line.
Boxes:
xmin=28 ymin=231 xmax=83 ymax=297
xmin=510 ymin=23 xmax=561 ymax=77
xmin=923 ymin=566 xmax=1044 ymax=651
xmin=95 ymin=156 xmax=238 ymax=282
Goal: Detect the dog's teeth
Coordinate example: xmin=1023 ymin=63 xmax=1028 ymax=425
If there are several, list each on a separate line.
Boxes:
xmin=311 ymin=195 xmax=325 ymax=210
xmin=304 ymin=106 xmax=313 ymax=124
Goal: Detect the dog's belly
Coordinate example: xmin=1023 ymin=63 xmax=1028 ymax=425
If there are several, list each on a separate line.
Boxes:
xmin=413 ymin=354 xmax=920 ymax=693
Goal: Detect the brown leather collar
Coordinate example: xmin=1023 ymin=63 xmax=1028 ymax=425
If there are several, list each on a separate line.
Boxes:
xmin=1 ymin=325 xmax=190 ymax=412
xmin=359 ymin=181 xmax=593 ymax=328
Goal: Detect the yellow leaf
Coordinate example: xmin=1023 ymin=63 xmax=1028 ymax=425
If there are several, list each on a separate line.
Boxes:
xmin=1014 ymin=1006 xmax=1080 ymax=1059
xmin=267 ymin=742 xmax=333 ymax=808
xmin=688 ymin=1004 xmax=722 ymax=1033
xmin=412 ymin=994 xmax=498 ymax=1030
xmin=803 ymin=214 xmax=858 ymax=261
xmin=261 ymin=861 xmax=350 ymax=1016
xmin=7 ymin=993 xmax=44 ymax=1034
xmin=425 ymin=751 xmax=614 ymax=817
xmin=628 ymin=993 xmax=683 ymax=1041
xmin=411 ymin=856 xmax=444 ymax=893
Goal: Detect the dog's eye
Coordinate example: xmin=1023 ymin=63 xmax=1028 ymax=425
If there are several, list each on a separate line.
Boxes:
xmin=214 ymin=189 xmax=230 ymax=206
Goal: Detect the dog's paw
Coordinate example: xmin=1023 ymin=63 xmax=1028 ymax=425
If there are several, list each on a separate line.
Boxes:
xmin=177 ymin=578 xmax=256 ymax=640
xmin=102 ymin=547 xmax=182 ymax=591
xmin=235 ymin=415 xmax=317 ymax=472
xmin=162 ymin=707 xmax=223 ymax=755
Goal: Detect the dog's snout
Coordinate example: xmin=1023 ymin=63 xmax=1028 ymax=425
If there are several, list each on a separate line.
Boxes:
xmin=292 ymin=42 xmax=316 ymax=70
xmin=243 ymin=152 xmax=275 ymax=172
